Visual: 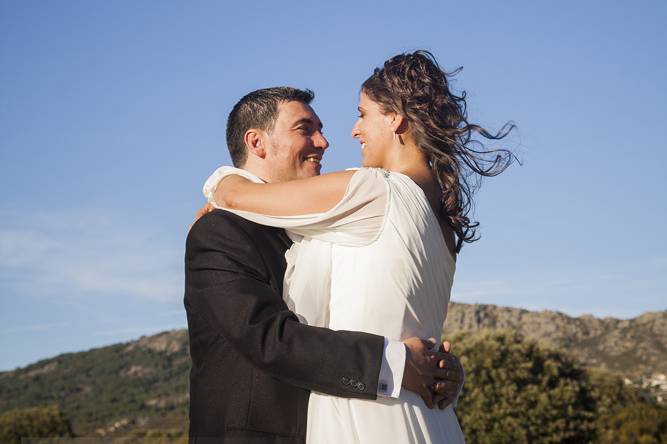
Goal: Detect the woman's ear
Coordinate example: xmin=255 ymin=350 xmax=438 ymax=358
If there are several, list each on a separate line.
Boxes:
xmin=386 ymin=113 xmax=407 ymax=134
xmin=393 ymin=114 xmax=408 ymax=135
xmin=244 ymin=129 xmax=266 ymax=159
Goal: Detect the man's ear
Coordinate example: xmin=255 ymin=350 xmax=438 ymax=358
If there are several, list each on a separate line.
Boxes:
xmin=244 ymin=129 xmax=266 ymax=159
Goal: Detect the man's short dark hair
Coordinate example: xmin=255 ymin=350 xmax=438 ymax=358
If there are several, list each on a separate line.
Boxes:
xmin=226 ymin=87 xmax=315 ymax=167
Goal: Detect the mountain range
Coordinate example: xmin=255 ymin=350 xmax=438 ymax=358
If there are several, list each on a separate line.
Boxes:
xmin=1 ymin=302 xmax=664 ymax=436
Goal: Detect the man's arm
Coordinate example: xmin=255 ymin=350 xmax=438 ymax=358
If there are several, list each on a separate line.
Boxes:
xmin=186 ymin=211 xmax=383 ymax=398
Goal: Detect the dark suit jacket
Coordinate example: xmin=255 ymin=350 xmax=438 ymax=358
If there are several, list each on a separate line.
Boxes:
xmin=185 ymin=210 xmax=385 ymax=443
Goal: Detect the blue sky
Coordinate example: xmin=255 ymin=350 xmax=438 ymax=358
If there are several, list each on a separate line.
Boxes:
xmin=1 ymin=1 xmax=666 ymax=371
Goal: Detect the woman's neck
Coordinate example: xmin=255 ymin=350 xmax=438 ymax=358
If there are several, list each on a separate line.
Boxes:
xmin=382 ymin=140 xmax=431 ymax=180
xmin=381 ymin=138 xmax=457 ymax=258
xmin=383 ymin=140 xmax=444 ymax=209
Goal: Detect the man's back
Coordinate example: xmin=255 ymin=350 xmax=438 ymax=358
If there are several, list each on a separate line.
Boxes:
xmin=185 ymin=209 xmax=384 ymax=443
xmin=185 ymin=210 xmax=309 ymax=441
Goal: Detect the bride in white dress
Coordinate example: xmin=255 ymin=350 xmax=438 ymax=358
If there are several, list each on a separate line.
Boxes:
xmin=204 ymin=51 xmax=515 ymax=444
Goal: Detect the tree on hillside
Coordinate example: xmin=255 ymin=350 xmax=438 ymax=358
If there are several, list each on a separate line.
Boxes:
xmin=0 ymin=405 xmax=73 ymax=444
xmin=449 ymin=329 xmax=597 ymax=444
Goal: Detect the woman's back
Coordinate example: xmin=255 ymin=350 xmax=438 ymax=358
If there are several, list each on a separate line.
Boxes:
xmin=327 ymin=170 xmax=456 ymax=341
xmin=306 ymin=170 xmax=464 ymax=444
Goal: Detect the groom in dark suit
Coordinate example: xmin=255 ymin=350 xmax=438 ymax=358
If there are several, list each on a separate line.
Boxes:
xmin=185 ymin=87 xmax=463 ymax=443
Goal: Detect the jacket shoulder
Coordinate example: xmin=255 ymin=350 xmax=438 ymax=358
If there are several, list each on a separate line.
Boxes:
xmin=188 ymin=209 xmax=265 ymax=243
xmin=185 ymin=209 xmax=278 ymax=279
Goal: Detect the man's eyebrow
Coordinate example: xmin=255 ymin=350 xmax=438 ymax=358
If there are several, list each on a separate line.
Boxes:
xmin=293 ymin=118 xmax=323 ymax=130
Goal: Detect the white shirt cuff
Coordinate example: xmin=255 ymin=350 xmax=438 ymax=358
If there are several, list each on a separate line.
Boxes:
xmin=376 ymin=338 xmax=405 ymax=398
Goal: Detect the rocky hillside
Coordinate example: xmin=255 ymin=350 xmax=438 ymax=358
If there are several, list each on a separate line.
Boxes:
xmin=444 ymin=302 xmax=667 ymax=382
xmin=0 ymin=330 xmax=190 ymax=436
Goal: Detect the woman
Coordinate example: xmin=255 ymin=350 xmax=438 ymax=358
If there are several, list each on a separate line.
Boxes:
xmin=204 ymin=51 xmax=515 ymax=443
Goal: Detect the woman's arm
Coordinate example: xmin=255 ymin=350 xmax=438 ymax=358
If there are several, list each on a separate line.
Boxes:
xmin=214 ymin=170 xmax=356 ymax=216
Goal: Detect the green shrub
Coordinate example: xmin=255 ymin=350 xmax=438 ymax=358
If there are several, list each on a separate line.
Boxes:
xmin=0 ymin=405 xmax=73 ymax=444
xmin=598 ymin=402 xmax=667 ymax=444
xmin=449 ymin=330 xmax=597 ymax=444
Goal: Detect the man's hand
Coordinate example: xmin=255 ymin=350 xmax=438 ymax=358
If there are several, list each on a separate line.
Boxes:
xmin=401 ymin=337 xmax=464 ymax=409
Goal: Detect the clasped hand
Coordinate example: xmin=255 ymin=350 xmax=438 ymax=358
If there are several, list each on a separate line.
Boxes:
xmin=402 ymin=337 xmax=464 ymax=410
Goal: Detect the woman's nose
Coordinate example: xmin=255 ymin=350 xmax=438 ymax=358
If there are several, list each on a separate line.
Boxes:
xmin=351 ymin=122 xmax=360 ymax=138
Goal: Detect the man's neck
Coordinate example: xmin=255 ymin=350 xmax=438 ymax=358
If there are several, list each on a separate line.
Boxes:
xmin=238 ymin=163 xmax=271 ymax=183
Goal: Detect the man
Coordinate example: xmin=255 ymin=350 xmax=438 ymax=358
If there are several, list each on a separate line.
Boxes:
xmin=185 ymin=87 xmax=463 ymax=443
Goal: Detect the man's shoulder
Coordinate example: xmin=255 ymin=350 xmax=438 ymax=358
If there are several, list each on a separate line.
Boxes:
xmin=192 ymin=208 xmax=251 ymax=232
xmin=185 ymin=209 xmax=289 ymax=281
xmin=187 ymin=209 xmax=285 ymax=249
xmin=188 ymin=209 xmax=253 ymax=242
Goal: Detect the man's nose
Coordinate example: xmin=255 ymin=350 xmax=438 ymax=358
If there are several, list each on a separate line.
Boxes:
xmin=314 ymin=131 xmax=329 ymax=150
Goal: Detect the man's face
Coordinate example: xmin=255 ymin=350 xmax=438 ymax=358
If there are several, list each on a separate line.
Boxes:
xmin=263 ymin=101 xmax=329 ymax=181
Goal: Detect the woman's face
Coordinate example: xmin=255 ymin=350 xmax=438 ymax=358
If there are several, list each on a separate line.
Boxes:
xmin=352 ymin=91 xmax=394 ymax=167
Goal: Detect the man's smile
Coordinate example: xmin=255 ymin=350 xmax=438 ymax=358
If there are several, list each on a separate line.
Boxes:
xmin=302 ymin=153 xmax=322 ymax=165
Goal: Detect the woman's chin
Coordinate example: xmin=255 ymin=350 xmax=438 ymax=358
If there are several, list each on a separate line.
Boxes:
xmin=361 ymin=156 xmax=381 ymax=169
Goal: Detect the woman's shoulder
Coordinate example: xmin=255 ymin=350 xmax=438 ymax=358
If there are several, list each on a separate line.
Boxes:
xmin=341 ymin=168 xmax=392 ymax=198
xmin=343 ymin=167 xmax=392 ymax=188
xmin=344 ymin=166 xmax=390 ymax=176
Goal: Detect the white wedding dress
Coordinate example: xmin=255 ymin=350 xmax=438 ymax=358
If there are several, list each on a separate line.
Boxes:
xmin=204 ymin=167 xmax=465 ymax=444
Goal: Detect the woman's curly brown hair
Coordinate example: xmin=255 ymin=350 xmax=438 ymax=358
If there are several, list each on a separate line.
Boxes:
xmin=362 ymin=50 xmax=517 ymax=252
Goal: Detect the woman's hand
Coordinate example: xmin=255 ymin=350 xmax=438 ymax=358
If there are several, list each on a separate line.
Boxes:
xmin=189 ymin=175 xmax=252 ymax=231
xmin=190 ymin=202 xmax=216 ymax=230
